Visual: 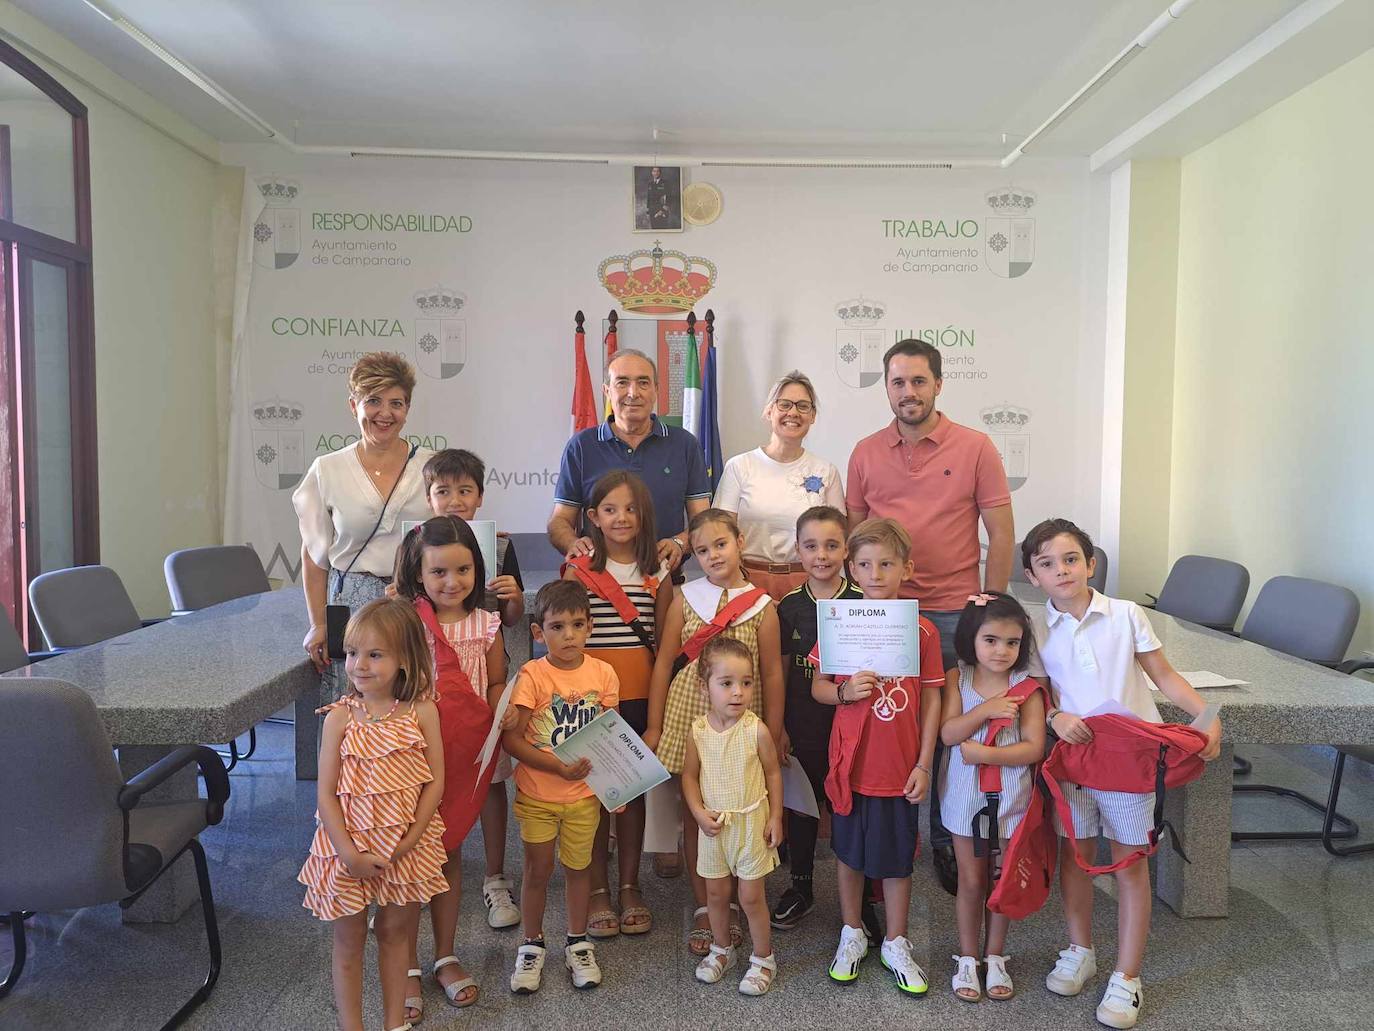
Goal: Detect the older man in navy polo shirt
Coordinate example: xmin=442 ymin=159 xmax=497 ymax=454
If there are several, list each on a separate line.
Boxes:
xmin=549 ymin=348 xmax=711 ymax=572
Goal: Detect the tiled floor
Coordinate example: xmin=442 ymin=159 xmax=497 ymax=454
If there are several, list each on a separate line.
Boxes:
xmin=4 ymin=727 xmax=1374 ymax=1030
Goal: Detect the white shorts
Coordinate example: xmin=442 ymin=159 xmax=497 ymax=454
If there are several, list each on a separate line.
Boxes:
xmin=1053 ymin=782 xmax=1155 ymax=846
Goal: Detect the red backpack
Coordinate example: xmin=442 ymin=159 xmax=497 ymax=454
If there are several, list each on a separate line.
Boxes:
xmin=970 ymin=676 xmax=1048 ymax=873
xmin=413 ymin=597 xmax=499 ymax=852
xmin=987 ymin=714 xmax=1210 ymax=919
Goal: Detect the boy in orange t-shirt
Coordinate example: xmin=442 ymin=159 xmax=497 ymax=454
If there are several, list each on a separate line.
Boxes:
xmin=503 ymin=580 xmax=620 ymax=995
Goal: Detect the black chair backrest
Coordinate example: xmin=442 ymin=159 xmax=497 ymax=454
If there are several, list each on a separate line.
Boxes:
xmin=1241 ymin=576 xmax=1359 ymax=666
xmin=0 ymin=678 xmax=128 ymax=910
xmin=164 ymin=545 xmax=271 ymax=613
xmin=0 ymin=617 xmax=28 ymax=673
xmin=28 ymin=565 xmax=141 ymax=650
xmin=1155 ymin=555 xmax=1250 ymax=631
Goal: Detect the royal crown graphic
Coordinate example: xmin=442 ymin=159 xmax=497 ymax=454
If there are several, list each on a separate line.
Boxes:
xmin=413 ymin=285 xmax=466 ymax=316
xmin=256 ymin=175 xmax=300 ymax=205
xmin=985 ymin=187 xmax=1036 ymax=216
xmin=597 ymin=242 xmax=717 ymax=314
xmin=834 ymin=295 xmax=887 ymax=327
xmin=251 ymin=396 xmax=305 ymax=426
xmin=980 ymin=403 xmax=1030 ymax=430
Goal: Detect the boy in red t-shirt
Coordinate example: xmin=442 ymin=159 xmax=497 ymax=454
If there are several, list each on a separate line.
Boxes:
xmin=809 ymin=518 xmax=944 ymax=996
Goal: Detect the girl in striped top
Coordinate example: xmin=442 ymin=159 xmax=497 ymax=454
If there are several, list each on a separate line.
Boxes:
xmin=298 ymin=598 xmax=448 ymax=1031
xmin=563 ymin=470 xmax=672 ymax=938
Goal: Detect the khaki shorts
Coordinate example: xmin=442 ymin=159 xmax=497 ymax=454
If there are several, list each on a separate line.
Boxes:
xmin=513 ymin=792 xmax=600 ymax=870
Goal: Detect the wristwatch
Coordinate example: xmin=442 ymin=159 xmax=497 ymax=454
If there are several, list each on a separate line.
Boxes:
xmin=671 ymin=536 xmax=686 ymax=553
xmin=1046 ymin=707 xmax=1062 ymax=728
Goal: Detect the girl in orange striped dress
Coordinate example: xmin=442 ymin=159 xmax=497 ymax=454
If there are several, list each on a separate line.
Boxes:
xmin=299 ymin=598 xmax=449 ymax=1031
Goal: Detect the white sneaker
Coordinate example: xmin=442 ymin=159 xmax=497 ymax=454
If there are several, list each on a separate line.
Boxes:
xmin=879 ymin=936 xmax=929 ymax=996
xmin=1096 ymin=971 xmax=1143 ymax=1028
xmin=565 ymin=941 xmax=603 ymax=989
xmin=1046 ymin=944 xmax=1097 ymax=997
xmin=509 ymin=943 xmax=545 ymax=994
xmin=828 ymin=924 xmax=868 ymax=983
xmin=483 ymin=875 xmax=521 ymax=929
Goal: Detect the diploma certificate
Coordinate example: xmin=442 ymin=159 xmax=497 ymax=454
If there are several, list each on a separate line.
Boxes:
xmin=816 ymin=599 xmax=921 ymax=677
xmin=551 ymin=709 xmax=670 ymax=810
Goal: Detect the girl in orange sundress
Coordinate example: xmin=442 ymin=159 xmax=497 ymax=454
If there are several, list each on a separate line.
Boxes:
xmin=298 ymin=598 xmax=448 ymax=1031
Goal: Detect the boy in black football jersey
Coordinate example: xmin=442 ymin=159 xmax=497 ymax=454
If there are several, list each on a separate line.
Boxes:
xmin=770 ymin=506 xmax=874 ymax=933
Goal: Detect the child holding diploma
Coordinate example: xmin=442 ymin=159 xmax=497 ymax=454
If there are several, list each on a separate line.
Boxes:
xmin=683 ymin=636 xmax=785 ymax=995
xmin=810 ymin=518 xmax=945 ymax=996
xmin=503 ymin=580 xmax=620 ymax=995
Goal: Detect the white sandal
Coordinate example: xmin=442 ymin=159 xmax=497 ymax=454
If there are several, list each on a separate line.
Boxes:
xmin=739 ymin=952 xmax=777 ymax=996
xmin=952 ymin=954 xmax=981 ymax=1002
xmin=403 ymin=967 xmax=425 ymax=1024
xmin=433 ymin=956 xmax=478 ymax=1008
xmin=985 ymin=953 xmax=1014 ymax=1000
xmin=695 ymin=943 xmax=737 ymax=984
xmin=386 ymin=1024 xmax=413 ymax=1031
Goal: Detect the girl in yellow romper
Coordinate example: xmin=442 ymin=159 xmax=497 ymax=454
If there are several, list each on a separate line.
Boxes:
xmin=682 ymin=636 xmax=785 ymax=996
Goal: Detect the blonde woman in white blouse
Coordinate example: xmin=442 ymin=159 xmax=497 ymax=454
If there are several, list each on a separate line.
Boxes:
xmin=293 ymin=352 xmax=433 ymax=688
xmin=713 ymin=371 xmax=845 ymax=601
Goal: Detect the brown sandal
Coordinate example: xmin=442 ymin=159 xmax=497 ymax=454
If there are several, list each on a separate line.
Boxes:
xmin=587 ymin=887 xmax=620 ymax=939
xmin=618 ymin=882 xmax=652 ymax=935
xmin=652 ymin=851 xmax=683 ymax=879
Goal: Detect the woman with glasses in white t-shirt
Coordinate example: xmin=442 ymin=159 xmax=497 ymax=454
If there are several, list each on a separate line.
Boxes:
xmin=713 ymin=371 xmax=845 ymax=601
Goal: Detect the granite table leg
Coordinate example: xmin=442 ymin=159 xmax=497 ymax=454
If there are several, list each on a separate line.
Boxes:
xmin=116 ymin=745 xmax=201 ymax=924
xmin=1156 ymin=742 xmax=1232 ymax=918
xmin=295 ymin=681 xmax=322 ymax=781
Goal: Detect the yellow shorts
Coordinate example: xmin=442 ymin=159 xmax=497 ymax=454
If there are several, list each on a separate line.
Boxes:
xmin=513 ymin=793 xmax=600 ymax=871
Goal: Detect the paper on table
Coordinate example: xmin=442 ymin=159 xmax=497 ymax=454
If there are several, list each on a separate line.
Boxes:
xmin=474 ymin=672 xmax=518 ymax=796
xmin=642 ymin=778 xmax=682 ymax=854
xmin=1146 ymin=670 xmax=1249 ymax=693
xmin=780 ymin=758 xmax=820 ymax=818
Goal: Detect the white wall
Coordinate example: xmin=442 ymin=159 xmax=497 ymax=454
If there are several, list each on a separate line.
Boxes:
xmin=2 ymin=1 xmax=230 ymax=615
xmin=1170 ymin=49 xmax=1374 ymax=655
xmin=220 ymin=148 xmax=1110 ymax=581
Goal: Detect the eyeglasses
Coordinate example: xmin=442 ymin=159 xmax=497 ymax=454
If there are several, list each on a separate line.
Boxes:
xmin=773 ymin=399 xmax=815 ymax=414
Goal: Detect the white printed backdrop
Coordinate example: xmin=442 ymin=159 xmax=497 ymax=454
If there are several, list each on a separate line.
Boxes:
xmin=224 ymin=149 xmax=1104 ymax=583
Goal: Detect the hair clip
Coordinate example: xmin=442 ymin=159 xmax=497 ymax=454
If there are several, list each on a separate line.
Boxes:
xmin=967 ymin=593 xmax=995 ymax=606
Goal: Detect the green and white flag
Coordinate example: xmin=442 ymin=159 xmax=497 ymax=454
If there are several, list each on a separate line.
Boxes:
xmin=682 ymin=324 xmax=701 ymax=439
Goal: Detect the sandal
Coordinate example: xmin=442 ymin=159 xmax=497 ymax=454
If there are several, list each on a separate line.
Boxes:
xmin=618 ymin=882 xmax=652 ymax=936
xmin=433 ymin=956 xmax=478 ymax=1009
xmin=952 ymin=954 xmax=981 ymax=1002
xmin=694 ymin=943 xmax=737 ymax=984
xmin=653 ymin=851 xmax=683 ymax=879
xmin=985 ymin=953 xmax=1013 ymax=1000
xmin=404 ymin=968 xmax=424 ymax=1024
xmin=587 ymin=887 xmax=620 ymax=939
xmin=729 ymin=903 xmax=743 ymax=947
xmin=689 ymin=906 xmax=714 ymax=957
xmin=739 ymin=952 xmax=777 ymax=996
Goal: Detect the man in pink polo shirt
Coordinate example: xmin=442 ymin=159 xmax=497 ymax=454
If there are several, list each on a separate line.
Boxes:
xmin=846 ymin=337 xmax=1015 ymax=895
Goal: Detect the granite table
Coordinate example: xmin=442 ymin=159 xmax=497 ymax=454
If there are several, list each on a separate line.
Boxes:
xmin=4 ymin=587 xmax=321 ymax=921
xmin=1010 ymin=583 xmax=1374 ymax=918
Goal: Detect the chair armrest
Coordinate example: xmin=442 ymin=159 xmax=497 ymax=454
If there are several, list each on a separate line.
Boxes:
xmin=1143 ymin=593 xmax=1158 ymax=608
xmin=1338 ymin=659 xmax=1374 ymax=676
xmin=119 ymin=745 xmax=231 ymax=825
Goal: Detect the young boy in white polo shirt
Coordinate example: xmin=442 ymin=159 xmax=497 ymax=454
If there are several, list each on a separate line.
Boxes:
xmin=1023 ymin=518 xmax=1221 ymax=1030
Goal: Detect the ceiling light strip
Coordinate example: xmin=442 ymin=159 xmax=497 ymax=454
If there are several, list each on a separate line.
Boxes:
xmin=1002 ymin=0 xmax=1198 ymax=167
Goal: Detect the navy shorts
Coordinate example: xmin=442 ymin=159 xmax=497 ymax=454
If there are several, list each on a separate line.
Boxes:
xmin=830 ymin=792 xmax=920 ymax=880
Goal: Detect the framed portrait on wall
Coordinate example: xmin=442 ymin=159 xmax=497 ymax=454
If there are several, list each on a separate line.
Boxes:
xmin=633 ymin=165 xmax=682 ymax=232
